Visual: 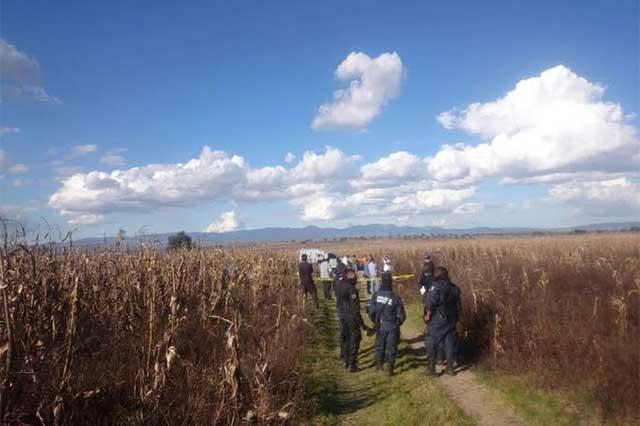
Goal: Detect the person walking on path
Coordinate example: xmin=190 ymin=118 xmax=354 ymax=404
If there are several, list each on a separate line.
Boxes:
xmin=424 ymin=266 xmax=461 ymax=376
xmin=298 ymin=254 xmax=319 ymax=308
xmin=368 ymin=273 xmax=406 ymax=376
xmin=336 ymin=266 xmax=368 ymax=372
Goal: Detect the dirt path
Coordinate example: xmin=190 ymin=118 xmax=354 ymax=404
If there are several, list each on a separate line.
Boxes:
xmin=309 ymin=282 xmax=528 ymax=426
xmin=309 ymin=296 xmax=473 ymax=425
xmin=408 ymin=334 xmax=527 ymax=426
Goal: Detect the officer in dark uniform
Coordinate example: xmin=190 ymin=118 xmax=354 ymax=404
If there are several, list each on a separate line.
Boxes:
xmin=424 ymin=266 xmax=461 ymax=376
xmin=298 ymin=254 xmax=319 ymax=308
xmin=419 ymin=253 xmax=434 ymax=293
xmin=335 ymin=266 xmax=367 ymax=372
xmin=334 ymin=261 xmax=348 ymax=364
xmin=368 ymin=273 xmax=406 ymax=376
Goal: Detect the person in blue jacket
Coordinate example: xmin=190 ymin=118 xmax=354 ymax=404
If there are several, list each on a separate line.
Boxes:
xmin=368 ymin=272 xmax=406 ymax=376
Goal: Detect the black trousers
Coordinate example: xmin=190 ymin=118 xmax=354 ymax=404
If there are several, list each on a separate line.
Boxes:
xmin=301 ymin=283 xmax=319 ymax=306
xmin=322 ymin=281 xmax=332 ymax=299
xmin=340 ymin=317 xmax=362 ymax=368
xmin=425 ymin=317 xmax=457 ymax=368
xmin=375 ymin=324 xmax=400 ymax=367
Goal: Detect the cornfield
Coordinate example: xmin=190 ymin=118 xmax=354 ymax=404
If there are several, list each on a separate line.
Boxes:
xmin=0 ymin=245 xmax=311 ymax=425
xmin=1 ymin=232 xmax=639 ymax=424
xmin=317 ymin=233 xmax=640 ymax=421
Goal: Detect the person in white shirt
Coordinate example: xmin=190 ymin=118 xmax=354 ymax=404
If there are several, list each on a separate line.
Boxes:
xmin=319 ymin=258 xmax=333 ymax=299
xmin=383 ymin=257 xmax=393 ymax=273
xmin=367 ymin=257 xmax=379 ymax=294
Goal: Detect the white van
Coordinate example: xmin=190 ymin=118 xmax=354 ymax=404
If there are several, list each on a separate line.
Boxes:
xmin=298 ymin=248 xmax=338 ymax=267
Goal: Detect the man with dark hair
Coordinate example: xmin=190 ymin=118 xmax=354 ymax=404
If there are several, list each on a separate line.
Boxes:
xmin=298 ymin=253 xmax=319 ymax=308
xmin=368 ymin=273 xmax=406 ymax=376
xmin=335 ymin=266 xmax=367 ymax=372
xmin=424 ymin=266 xmax=461 ymax=376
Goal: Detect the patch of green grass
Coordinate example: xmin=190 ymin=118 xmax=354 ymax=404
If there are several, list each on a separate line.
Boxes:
xmin=475 ymin=371 xmax=601 ymax=426
xmin=403 ymin=291 xmax=606 ymax=425
xmin=303 ymin=292 xmax=474 ymax=425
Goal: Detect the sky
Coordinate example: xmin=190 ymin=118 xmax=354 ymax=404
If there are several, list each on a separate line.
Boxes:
xmin=1 ymin=0 xmax=639 ymax=238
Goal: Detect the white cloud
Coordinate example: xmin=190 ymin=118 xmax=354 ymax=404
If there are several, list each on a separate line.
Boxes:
xmin=8 ymin=164 xmax=28 ymax=174
xmin=289 ymin=146 xmax=360 ymax=181
xmin=45 ymin=66 xmax=640 ymax=227
xmin=205 ymin=210 xmax=241 ymax=233
xmin=429 ymin=65 xmax=639 ymax=183
xmin=297 ymin=185 xmax=475 ymax=222
xmin=453 ymin=202 xmax=484 ymax=215
xmin=501 ymin=171 xmax=636 ymax=185
xmin=50 ymin=146 xmax=246 ymax=215
xmin=100 ymin=154 xmax=126 ymax=166
xmin=67 ymin=144 xmax=98 ymax=159
xmin=312 ymin=52 xmax=403 ymax=131
xmin=48 ymin=143 xmax=482 ymax=225
xmin=391 ymin=187 xmax=476 ymax=215
xmin=48 ymin=146 xmax=359 ymax=223
xmin=67 ymin=214 xmax=104 ymax=226
xmin=0 ymin=127 xmax=20 ymax=137
xmin=0 ymin=39 xmax=60 ymax=103
xmin=550 ymin=178 xmax=640 ymax=217
xmin=284 ymin=152 xmax=296 ymax=163
xmin=357 ymin=151 xmax=426 ymax=187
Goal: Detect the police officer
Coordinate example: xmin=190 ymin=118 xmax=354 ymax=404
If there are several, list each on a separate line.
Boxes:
xmin=335 ymin=266 xmax=367 ymax=372
xmin=419 ymin=253 xmax=434 ymax=294
xmin=424 ymin=266 xmax=461 ymax=376
xmin=334 ymin=260 xmax=348 ymax=364
xmin=298 ymin=254 xmax=319 ymax=308
xmin=368 ymin=273 xmax=406 ymax=376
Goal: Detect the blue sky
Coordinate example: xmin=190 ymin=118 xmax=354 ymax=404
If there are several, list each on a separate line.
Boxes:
xmin=1 ymin=0 xmax=639 ymax=237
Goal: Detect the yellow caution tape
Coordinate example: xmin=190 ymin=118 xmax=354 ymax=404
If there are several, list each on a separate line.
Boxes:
xmin=390 ymin=274 xmax=415 ymax=281
xmin=310 ymin=274 xmax=414 ymax=282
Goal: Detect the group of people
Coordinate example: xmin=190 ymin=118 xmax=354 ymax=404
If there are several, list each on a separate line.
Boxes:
xmin=298 ymin=252 xmax=461 ymax=377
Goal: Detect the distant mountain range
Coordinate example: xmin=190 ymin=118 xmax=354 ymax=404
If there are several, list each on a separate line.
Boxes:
xmin=74 ymin=221 xmax=640 ymax=247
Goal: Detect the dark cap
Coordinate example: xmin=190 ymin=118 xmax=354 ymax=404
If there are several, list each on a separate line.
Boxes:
xmin=434 ymin=266 xmax=449 ymax=279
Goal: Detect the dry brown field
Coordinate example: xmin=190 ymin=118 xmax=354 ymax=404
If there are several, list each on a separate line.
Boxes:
xmin=1 ymin=232 xmax=638 ymax=424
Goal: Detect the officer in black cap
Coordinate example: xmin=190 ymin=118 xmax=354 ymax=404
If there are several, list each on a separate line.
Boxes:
xmin=368 ymin=272 xmax=406 ymax=376
xmin=334 ymin=259 xmax=348 ymax=363
xmin=424 ymin=266 xmax=461 ymax=376
xmin=335 ymin=265 xmax=367 ymax=372
xmin=298 ymin=254 xmax=319 ymax=308
xmin=419 ymin=253 xmax=435 ymax=294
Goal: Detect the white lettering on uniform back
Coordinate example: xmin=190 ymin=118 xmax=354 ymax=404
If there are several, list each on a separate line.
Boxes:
xmin=376 ymin=296 xmax=392 ymax=305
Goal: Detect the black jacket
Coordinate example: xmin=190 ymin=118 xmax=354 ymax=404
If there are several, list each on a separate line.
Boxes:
xmin=368 ymin=289 xmax=406 ymax=327
xmin=425 ymin=278 xmax=461 ymax=320
xmin=419 ymin=261 xmax=434 ymax=290
xmin=298 ymin=261 xmax=314 ymax=286
xmin=336 ymin=279 xmax=364 ymax=327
